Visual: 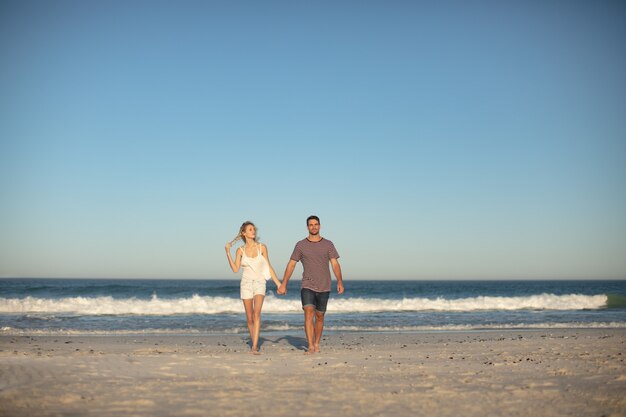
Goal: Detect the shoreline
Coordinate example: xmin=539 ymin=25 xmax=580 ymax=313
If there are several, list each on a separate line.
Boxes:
xmin=1 ymin=329 xmax=625 ymax=416
xmin=3 ymin=323 xmax=626 ymax=337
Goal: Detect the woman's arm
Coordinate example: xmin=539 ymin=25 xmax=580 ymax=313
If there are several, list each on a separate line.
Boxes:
xmin=278 ymin=259 xmax=297 ymax=294
xmin=261 ymin=244 xmax=282 ymax=288
xmin=225 ymin=243 xmax=242 ymax=273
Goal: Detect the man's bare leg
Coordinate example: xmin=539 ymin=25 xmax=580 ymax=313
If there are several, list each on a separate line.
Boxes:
xmin=313 ymin=310 xmax=325 ymax=352
xmin=303 ymin=306 xmax=316 ymax=354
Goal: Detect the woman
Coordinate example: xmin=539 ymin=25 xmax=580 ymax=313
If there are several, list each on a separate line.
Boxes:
xmin=225 ymin=221 xmax=282 ymax=354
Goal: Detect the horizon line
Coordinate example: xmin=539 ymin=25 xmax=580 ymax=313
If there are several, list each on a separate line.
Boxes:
xmin=1 ymin=277 xmax=625 ymax=281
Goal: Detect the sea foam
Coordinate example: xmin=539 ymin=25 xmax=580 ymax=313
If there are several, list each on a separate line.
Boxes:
xmin=1 ymin=321 xmax=625 ymax=336
xmin=0 ymin=293 xmax=609 ymax=315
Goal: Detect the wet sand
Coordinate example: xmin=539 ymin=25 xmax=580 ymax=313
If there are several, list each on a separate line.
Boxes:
xmin=1 ymin=329 xmax=625 ymax=417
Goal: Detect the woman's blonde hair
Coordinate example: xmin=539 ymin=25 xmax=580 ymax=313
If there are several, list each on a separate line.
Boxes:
xmin=228 ymin=221 xmax=258 ymax=246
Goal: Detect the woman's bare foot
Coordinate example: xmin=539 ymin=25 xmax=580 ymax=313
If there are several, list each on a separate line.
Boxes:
xmin=314 ymin=344 xmax=321 ymax=353
xmin=304 ymin=348 xmax=315 ymax=355
xmin=251 ymin=347 xmax=261 ymax=355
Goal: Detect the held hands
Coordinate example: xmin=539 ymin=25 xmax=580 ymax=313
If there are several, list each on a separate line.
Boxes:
xmin=277 ymin=283 xmax=287 ymax=295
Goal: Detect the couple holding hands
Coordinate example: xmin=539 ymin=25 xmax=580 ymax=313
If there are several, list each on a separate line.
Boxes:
xmin=225 ymin=215 xmax=344 ymax=355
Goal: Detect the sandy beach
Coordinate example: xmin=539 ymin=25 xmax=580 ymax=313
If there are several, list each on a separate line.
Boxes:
xmin=1 ymin=329 xmax=625 ymax=417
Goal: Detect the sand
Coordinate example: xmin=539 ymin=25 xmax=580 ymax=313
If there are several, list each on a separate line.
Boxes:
xmin=1 ymin=329 xmax=625 ymax=417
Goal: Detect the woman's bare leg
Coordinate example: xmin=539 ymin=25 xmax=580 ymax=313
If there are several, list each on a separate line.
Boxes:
xmin=242 ymin=299 xmax=255 ymax=350
xmin=251 ymin=294 xmax=264 ymax=354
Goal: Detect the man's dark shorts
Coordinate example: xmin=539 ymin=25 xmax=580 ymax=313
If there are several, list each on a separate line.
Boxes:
xmin=301 ymin=288 xmax=330 ymax=314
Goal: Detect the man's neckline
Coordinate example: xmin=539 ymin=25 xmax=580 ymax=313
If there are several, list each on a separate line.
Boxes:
xmin=306 ymin=237 xmax=323 ymax=243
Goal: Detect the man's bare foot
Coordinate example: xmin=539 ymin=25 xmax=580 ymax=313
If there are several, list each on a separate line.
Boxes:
xmin=304 ymin=348 xmax=315 ymax=355
xmin=251 ymin=347 xmax=261 ymax=355
xmin=314 ymin=345 xmax=321 ymax=353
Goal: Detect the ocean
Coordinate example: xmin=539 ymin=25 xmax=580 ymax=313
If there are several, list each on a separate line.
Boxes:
xmin=1 ymin=279 xmax=625 ymax=336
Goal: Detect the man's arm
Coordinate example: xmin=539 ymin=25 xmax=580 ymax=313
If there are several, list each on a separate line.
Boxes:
xmin=330 ymin=258 xmax=344 ymax=294
xmin=279 ymin=259 xmax=298 ymax=294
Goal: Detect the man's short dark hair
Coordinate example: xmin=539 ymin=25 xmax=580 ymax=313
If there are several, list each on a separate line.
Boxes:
xmin=307 ymin=215 xmax=320 ymax=225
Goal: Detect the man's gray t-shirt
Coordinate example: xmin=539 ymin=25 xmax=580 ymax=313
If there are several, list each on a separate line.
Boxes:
xmin=290 ymin=238 xmax=340 ymax=292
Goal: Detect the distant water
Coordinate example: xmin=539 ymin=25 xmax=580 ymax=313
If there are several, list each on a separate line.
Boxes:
xmin=1 ymin=279 xmax=625 ymax=335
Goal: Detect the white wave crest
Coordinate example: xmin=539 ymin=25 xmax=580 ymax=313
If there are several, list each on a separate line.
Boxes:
xmin=330 ymin=293 xmax=608 ymax=312
xmin=0 ymin=293 xmax=608 ymax=315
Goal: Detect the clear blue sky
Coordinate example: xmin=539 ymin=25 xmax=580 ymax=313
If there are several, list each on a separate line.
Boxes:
xmin=1 ymin=0 xmax=625 ymax=280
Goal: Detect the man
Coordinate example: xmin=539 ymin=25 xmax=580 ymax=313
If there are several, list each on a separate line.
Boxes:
xmin=278 ymin=215 xmax=344 ymax=354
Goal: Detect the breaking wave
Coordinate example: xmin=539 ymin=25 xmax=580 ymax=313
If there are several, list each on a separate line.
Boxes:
xmin=0 ymin=293 xmax=610 ymax=315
